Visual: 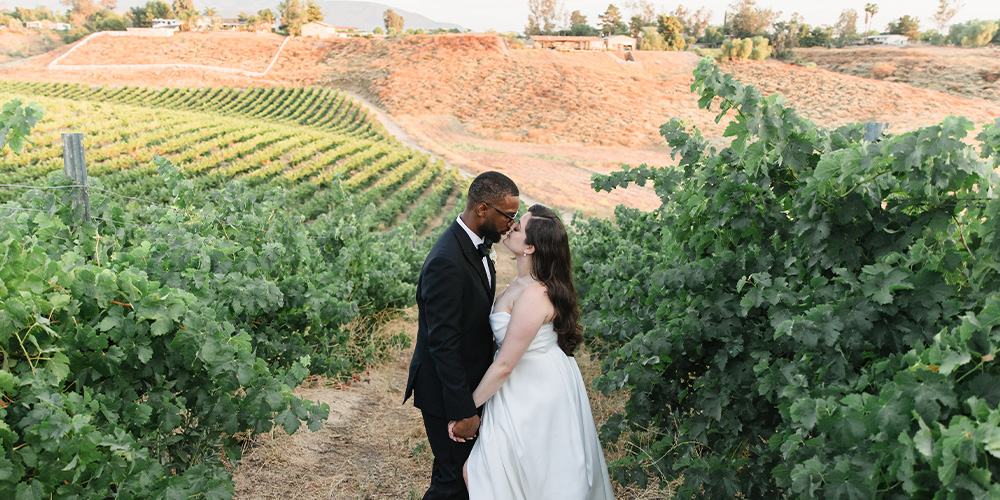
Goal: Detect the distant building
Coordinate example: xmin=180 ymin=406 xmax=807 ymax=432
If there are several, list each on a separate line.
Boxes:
xmin=301 ymin=21 xmax=358 ymax=39
xmin=529 ymin=35 xmax=637 ymax=51
xmin=25 ymin=20 xmax=70 ymax=30
xmin=604 ymin=35 xmax=636 ymax=51
xmin=866 ymin=34 xmax=908 ymax=46
xmin=152 ymin=18 xmax=181 ymax=29
xmin=529 ymin=35 xmax=605 ymax=51
xmin=219 ymin=18 xmax=246 ymax=31
xmin=194 ymin=16 xmax=214 ymax=30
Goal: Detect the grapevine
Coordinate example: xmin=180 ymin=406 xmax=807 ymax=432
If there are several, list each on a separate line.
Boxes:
xmin=576 ymin=58 xmax=1000 ymax=498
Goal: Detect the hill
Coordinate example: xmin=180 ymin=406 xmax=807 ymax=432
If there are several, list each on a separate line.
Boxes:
xmin=0 ymin=29 xmax=64 ymax=64
xmin=3 ymin=33 xmax=999 ymax=216
xmin=316 ymin=1 xmax=464 ymax=31
xmin=794 ymin=45 xmax=1000 ymax=106
xmin=0 ymin=80 xmax=462 ymax=224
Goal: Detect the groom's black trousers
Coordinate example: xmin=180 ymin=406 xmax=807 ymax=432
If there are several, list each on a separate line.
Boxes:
xmin=421 ymin=411 xmax=476 ymax=500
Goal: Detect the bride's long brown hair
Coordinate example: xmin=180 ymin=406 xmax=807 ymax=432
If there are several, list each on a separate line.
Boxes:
xmin=524 ymin=204 xmax=583 ymax=356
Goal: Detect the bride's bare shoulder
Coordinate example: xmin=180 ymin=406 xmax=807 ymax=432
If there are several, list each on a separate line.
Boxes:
xmin=511 ymin=282 xmax=553 ymax=314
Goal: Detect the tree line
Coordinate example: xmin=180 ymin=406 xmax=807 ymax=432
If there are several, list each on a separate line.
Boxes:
xmin=0 ymin=0 xmax=330 ymax=41
xmin=523 ymin=0 xmax=999 ymax=55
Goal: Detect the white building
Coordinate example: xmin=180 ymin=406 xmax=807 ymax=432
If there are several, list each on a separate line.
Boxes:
xmin=301 ymin=21 xmax=358 ymax=39
xmin=152 ymin=18 xmax=181 ymax=29
xmin=604 ymin=35 xmax=637 ymax=51
xmin=24 ymin=20 xmax=71 ymax=31
xmin=866 ymin=34 xmax=908 ymax=46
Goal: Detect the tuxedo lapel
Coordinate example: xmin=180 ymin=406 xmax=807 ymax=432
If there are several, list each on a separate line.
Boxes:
xmin=464 ymin=246 xmax=491 ymax=292
xmin=450 ymin=223 xmax=492 ymax=293
xmin=487 ymin=253 xmax=496 ymax=297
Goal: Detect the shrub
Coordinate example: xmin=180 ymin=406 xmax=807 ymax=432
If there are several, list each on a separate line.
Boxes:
xmin=948 ymin=19 xmax=999 ymax=47
xmin=720 ymin=38 xmax=736 ymax=59
xmin=749 ymin=36 xmax=771 ymax=60
xmin=735 ymin=37 xmax=753 ymax=59
xmin=640 ymin=27 xmax=666 ymax=51
xmin=721 ymin=37 xmax=762 ymax=61
xmin=921 ymin=29 xmax=946 ymax=46
xmin=59 ymin=27 xmax=91 ymax=43
xmin=870 ymin=61 xmax=897 ymax=79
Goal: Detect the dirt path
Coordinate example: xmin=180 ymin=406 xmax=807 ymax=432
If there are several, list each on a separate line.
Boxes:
xmin=231 ymin=312 xmax=432 ymax=499
xmin=230 ymin=253 xmax=661 ymax=499
xmin=342 ymin=91 xmax=433 ymax=159
xmin=231 ymin=257 xmax=519 ymax=499
xmin=342 ymin=91 xmax=546 ymax=211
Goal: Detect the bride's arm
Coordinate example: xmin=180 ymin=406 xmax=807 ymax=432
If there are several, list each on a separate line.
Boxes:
xmin=471 ymin=285 xmax=553 ymax=407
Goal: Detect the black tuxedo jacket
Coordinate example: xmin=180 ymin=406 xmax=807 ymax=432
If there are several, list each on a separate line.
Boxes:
xmin=404 ymin=220 xmax=496 ymax=420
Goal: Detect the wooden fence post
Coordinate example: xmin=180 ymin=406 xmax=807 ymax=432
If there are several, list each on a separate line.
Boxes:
xmin=864 ymin=122 xmax=889 ymax=142
xmin=62 ymin=133 xmax=90 ymax=222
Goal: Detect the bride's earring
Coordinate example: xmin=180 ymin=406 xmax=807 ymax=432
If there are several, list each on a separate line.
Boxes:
xmin=523 ymin=251 xmax=527 ymax=256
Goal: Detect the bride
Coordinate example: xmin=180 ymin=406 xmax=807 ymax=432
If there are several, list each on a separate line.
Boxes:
xmin=449 ymin=204 xmax=615 ymax=499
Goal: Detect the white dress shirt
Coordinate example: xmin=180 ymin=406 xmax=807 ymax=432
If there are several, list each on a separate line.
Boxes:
xmin=456 ymin=216 xmax=491 ymax=287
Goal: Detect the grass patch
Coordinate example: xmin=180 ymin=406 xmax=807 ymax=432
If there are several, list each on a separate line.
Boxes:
xmin=527 ymin=153 xmax=569 ymax=161
xmin=443 ymin=142 xmax=505 ymax=153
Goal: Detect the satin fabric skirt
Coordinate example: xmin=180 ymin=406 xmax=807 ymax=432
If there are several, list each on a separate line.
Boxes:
xmin=466 ymin=329 xmax=614 ymax=499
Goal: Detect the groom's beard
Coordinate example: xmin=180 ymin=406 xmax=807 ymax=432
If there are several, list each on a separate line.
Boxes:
xmin=482 ymin=228 xmax=502 ymax=246
xmin=483 ymin=231 xmax=500 ymax=245
xmin=479 ymin=225 xmax=503 ymax=245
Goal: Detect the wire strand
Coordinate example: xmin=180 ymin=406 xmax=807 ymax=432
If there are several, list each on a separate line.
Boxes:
xmin=0 ymin=206 xmax=53 ymax=213
xmin=92 ymin=216 xmax=154 ymax=229
xmin=1 ymin=183 xmax=273 ymax=233
xmin=0 ymin=183 xmax=81 ymax=190
xmin=87 ymin=186 xmax=158 ymax=205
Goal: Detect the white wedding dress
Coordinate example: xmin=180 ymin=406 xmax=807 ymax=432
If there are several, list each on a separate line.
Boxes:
xmin=466 ymin=311 xmax=615 ymax=499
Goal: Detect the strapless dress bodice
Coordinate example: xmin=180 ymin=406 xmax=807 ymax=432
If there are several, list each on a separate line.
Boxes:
xmin=489 ymin=311 xmax=558 ymax=354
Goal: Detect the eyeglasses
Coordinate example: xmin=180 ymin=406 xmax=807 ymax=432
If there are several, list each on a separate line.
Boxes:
xmin=485 ymin=202 xmax=517 ymax=222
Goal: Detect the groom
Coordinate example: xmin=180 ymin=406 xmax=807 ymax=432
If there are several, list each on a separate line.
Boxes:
xmin=404 ymin=171 xmax=520 ymax=499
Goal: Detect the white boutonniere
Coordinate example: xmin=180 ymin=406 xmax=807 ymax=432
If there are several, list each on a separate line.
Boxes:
xmin=489 ymin=246 xmax=498 ymax=267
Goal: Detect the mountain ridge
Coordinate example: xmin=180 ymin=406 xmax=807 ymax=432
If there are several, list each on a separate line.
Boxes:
xmin=75 ymin=0 xmax=465 ymax=31
xmin=313 ymin=1 xmax=464 ymax=31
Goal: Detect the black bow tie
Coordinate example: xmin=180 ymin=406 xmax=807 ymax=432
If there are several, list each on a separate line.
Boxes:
xmin=477 ymin=241 xmax=493 ymax=258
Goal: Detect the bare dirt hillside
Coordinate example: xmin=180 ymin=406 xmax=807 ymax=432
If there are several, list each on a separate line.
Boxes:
xmin=6 ymin=33 xmax=999 ymax=145
xmin=316 ymin=35 xmax=725 ymax=147
xmin=795 ymin=45 xmax=1000 ymax=105
xmin=3 ymin=33 xmax=999 ymax=217
xmin=1 ymin=32 xmax=334 ymax=88
xmin=0 ymin=29 xmax=64 ymax=64
xmin=724 ymin=59 xmax=1000 ymax=132
xmin=58 ymin=32 xmax=286 ymax=71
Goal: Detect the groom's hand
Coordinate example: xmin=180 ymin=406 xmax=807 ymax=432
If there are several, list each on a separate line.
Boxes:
xmin=450 ymin=415 xmax=480 ymax=441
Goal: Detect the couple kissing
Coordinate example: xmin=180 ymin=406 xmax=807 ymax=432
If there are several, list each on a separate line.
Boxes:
xmin=403 ymin=172 xmax=614 ymax=500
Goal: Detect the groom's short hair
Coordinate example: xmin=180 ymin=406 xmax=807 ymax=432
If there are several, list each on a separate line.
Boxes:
xmin=468 ymin=171 xmax=519 ymax=207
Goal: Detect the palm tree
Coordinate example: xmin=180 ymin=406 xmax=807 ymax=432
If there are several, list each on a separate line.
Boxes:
xmin=258 ymin=9 xmax=275 ymax=32
xmin=245 ymin=14 xmax=259 ymax=32
xmin=177 ymin=8 xmax=198 ymax=31
xmin=864 ymin=3 xmax=878 ymax=43
xmin=202 ymin=7 xmax=219 ymax=31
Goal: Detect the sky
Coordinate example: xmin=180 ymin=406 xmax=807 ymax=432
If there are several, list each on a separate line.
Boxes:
xmin=6 ymin=0 xmax=1000 ymax=33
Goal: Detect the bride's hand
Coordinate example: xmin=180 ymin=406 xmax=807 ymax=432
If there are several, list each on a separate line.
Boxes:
xmin=447 ymin=420 xmax=467 ymax=442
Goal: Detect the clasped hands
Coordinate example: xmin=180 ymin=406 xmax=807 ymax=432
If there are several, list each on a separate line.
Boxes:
xmin=447 ymin=414 xmax=480 ymax=442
